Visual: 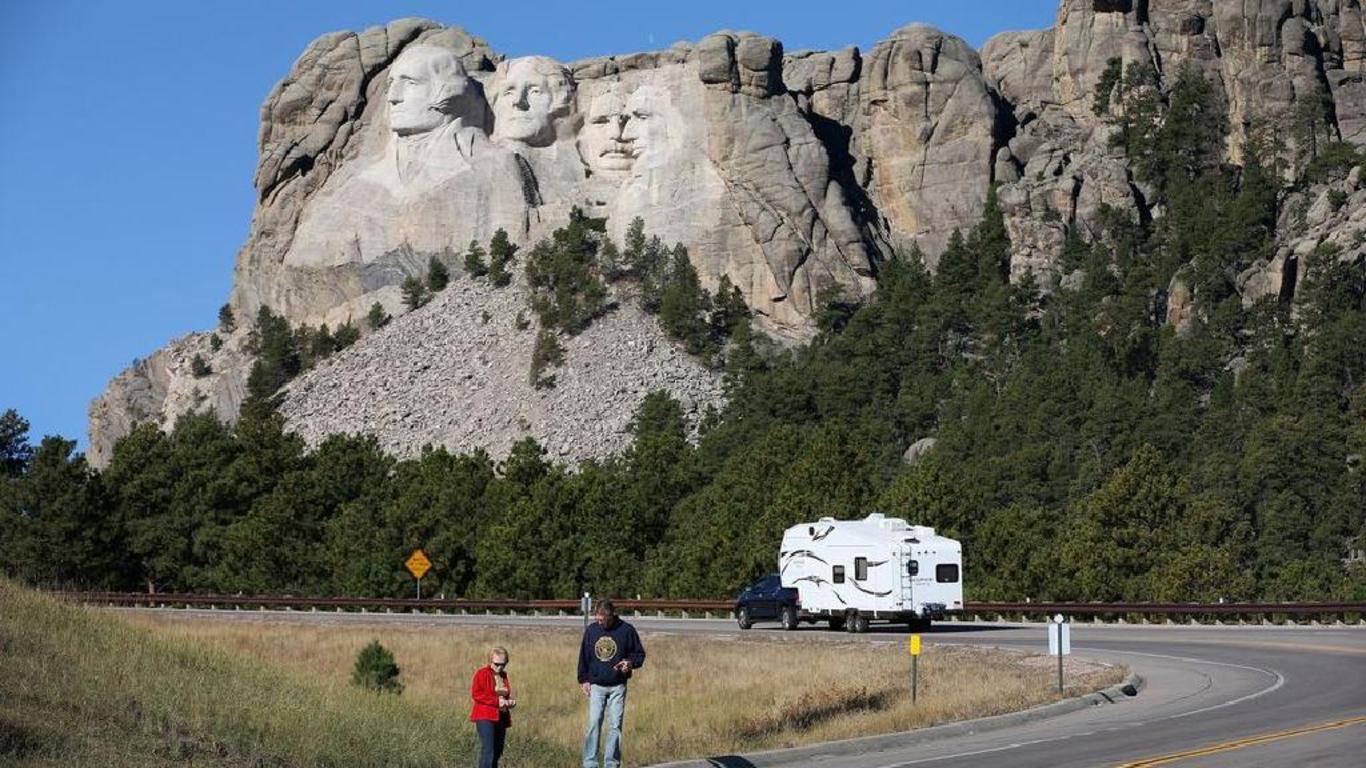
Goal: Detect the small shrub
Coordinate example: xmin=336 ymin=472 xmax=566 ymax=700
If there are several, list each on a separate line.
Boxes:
xmin=481 ymin=310 xmax=492 ymax=325
xmin=1327 ymin=188 xmax=1348 ymax=212
xmin=367 ymin=302 xmax=390 ymax=330
xmin=351 ymin=640 xmax=403 ymax=695
xmin=209 ymin=333 xmax=222 ymax=352
xmin=515 ymin=311 xmax=530 ymax=331
xmin=218 ymin=304 xmax=236 ymax=333
xmin=190 ymin=354 xmax=212 ymax=378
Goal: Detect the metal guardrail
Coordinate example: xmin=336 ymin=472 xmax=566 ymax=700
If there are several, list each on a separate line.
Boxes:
xmin=59 ymin=592 xmax=1366 ymax=622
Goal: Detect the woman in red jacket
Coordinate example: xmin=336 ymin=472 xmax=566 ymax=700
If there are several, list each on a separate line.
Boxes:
xmin=470 ymin=646 xmax=515 ymax=768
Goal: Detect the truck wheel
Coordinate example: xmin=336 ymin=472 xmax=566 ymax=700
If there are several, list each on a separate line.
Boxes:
xmin=736 ymin=607 xmax=752 ymax=630
xmin=780 ymin=605 xmax=798 ymax=631
xmin=828 ymin=617 xmax=846 ymax=632
xmin=852 ymin=613 xmax=870 ymax=633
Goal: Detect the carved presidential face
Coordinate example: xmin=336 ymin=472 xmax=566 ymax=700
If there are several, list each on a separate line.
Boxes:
xmin=579 ymin=88 xmax=636 ymax=175
xmin=492 ymin=57 xmax=574 ymax=147
xmin=620 ymin=86 xmax=676 ymax=167
xmin=386 ymin=46 xmax=472 ymax=137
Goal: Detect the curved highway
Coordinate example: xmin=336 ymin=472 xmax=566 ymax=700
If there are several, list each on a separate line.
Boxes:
xmin=114 ymin=609 xmax=1366 ymax=767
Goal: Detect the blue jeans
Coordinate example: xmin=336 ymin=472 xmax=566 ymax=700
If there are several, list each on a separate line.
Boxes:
xmin=475 ymin=718 xmax=506 ymax=768
xmin=582 ymin=683 xmax=627 ymax=768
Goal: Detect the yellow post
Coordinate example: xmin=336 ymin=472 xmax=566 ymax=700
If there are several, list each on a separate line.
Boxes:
xmin=909 ymin=634 xmax=922 ymax=703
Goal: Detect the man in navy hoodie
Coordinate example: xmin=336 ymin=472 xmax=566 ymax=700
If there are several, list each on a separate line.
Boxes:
xmin=578 ymin=599 xmax=646 ymax=768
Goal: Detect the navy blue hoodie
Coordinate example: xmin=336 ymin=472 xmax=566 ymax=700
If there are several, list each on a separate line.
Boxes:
xmin=577 ymin=618 xmax=646 ymax=686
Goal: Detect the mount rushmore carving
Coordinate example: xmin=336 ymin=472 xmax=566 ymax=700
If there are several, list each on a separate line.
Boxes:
xmin=233 ymin=26 xmax=884 ymax=337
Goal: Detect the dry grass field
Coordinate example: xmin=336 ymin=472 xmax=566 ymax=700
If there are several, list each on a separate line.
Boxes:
xmin=119 ymin=611 xmax=1125 ymax=766
xmin=0 ymin=582 xmax=570 ymax=767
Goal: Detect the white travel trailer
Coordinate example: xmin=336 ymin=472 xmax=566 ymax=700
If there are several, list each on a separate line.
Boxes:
xmin=780 ymin=513 xmax=963 ymax=632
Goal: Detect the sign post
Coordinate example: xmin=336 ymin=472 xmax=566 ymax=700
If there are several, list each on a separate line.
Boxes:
xmin=405 ymin=549 xmax=432 ymax=600
xmin=1048 ymin=613 xmax=1070 ymax=693
xmin=908 ymin=634 xmax=922 ymax=704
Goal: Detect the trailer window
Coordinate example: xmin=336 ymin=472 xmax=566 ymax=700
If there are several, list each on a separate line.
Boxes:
xmin=936 ymin=564 xmax=959 ymax=583
xmin=832 ymin=565 xmax=846 ymax=584
xmin=908 ymin=560 xmax=919 ymax=577
xmin=854 ymin=557 xmax=868 ymax=581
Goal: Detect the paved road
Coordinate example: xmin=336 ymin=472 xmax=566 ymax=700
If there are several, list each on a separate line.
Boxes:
xmin=113 ymin=609 xmax=1366 ymax=767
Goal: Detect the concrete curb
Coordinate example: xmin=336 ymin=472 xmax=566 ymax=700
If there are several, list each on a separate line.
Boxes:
xmin=647 ymin=672 xmax=1145 ymax=768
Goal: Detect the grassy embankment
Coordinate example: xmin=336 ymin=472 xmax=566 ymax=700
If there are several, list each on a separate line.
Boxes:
xmin=1 ymin=580 xmax=1125 ymax=766
xmin=0 ymin=581 xmax=572 ymax=767
xmin=119 ymin=611 xmax=1124 ymax=765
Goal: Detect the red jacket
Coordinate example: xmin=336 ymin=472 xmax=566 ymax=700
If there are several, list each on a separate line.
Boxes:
xmin=469 ymin=665 xmax=512 ymax=725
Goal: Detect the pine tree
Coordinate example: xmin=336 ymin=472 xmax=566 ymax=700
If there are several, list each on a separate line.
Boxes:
xmin=191 ymin=354 xmax=212 ymax=378
xmin=218 ymin=304 xmax=236 ymax=333
xmin=599 ymin=238 xmax=625 ymax=281
xmin=367 ymin=302 xmax=390 ymax=330
xmin=333 ymin=321 xmax=360 ymax=351
xmin=622 ymin=217 xmax=647 ymax=277
xmin=464 ymin=240 xmax=488 ymax=278
xmin=311 ymin=324 xmax=336 ymax=361
xmin=427 ymin=255 xmax=451 ymax=292
xmin=352 ymin=640 xmax=404 ymax=694
xmin=489 ymin=228 xmax=518 ymax=288
xmin=0 ymin=409 xmax=33 ymax=478
xmin=708 ymin=275 xmax=750 ymax=339
xmin=529 ymin=331 xmax=565 ymax=389
xmin=402 ymin=276 xmax=429 ymax=311
xmin=658 ymin=244 xmax=712 ymax=352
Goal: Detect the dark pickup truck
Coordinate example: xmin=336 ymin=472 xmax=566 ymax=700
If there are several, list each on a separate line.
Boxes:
xmin=733 ymin=573 xmax=801 ymax=631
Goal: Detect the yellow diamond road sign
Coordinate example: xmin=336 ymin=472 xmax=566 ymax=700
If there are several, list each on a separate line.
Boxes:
xmin=909 ymin=635 xmax=922 ymax=656
xmin=405 ymin=549 xmax=432 ymax=580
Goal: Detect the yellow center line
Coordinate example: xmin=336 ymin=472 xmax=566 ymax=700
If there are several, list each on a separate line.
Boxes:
xmin=1111 ymin=714 xmax=1366 ymax=767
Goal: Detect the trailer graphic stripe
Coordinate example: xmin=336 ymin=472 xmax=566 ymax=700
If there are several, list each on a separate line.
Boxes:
xmin=852 ymin=582 xmax=893 ymax=597
xmin=793 ymin=575 xmax=849 ymax=606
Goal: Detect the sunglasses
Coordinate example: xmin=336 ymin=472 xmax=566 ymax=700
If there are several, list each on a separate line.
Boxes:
xmin=492 ymin=662 xmax=507 ymax=668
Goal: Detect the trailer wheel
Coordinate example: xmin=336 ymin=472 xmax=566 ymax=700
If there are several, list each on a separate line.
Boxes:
xmin=736 ymin=607 xmax=752 ymax=630
xmin=851 ymin=613 xmax=870 ymax=633
xmin=828 ymin=616 xmax=846 ymax=632
xmin=780 ymin=605 xmax=798 ymax=631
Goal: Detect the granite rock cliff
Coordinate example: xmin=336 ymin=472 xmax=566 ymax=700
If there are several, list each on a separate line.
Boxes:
xmin=89 ymin=1 xmax=1366 ymax=467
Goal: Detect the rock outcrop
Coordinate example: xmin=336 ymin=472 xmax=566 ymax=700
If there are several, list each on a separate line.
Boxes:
xmin=90 ymin=1 xmax=1366 ymax=467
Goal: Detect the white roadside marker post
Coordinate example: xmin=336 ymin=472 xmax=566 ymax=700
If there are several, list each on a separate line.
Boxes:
xmin=1049 ymin=613 xmax=1071 ymax=693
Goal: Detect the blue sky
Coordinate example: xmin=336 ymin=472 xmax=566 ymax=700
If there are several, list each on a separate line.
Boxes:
xmin=0 ymin=1 xmax=1057 ymax=449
